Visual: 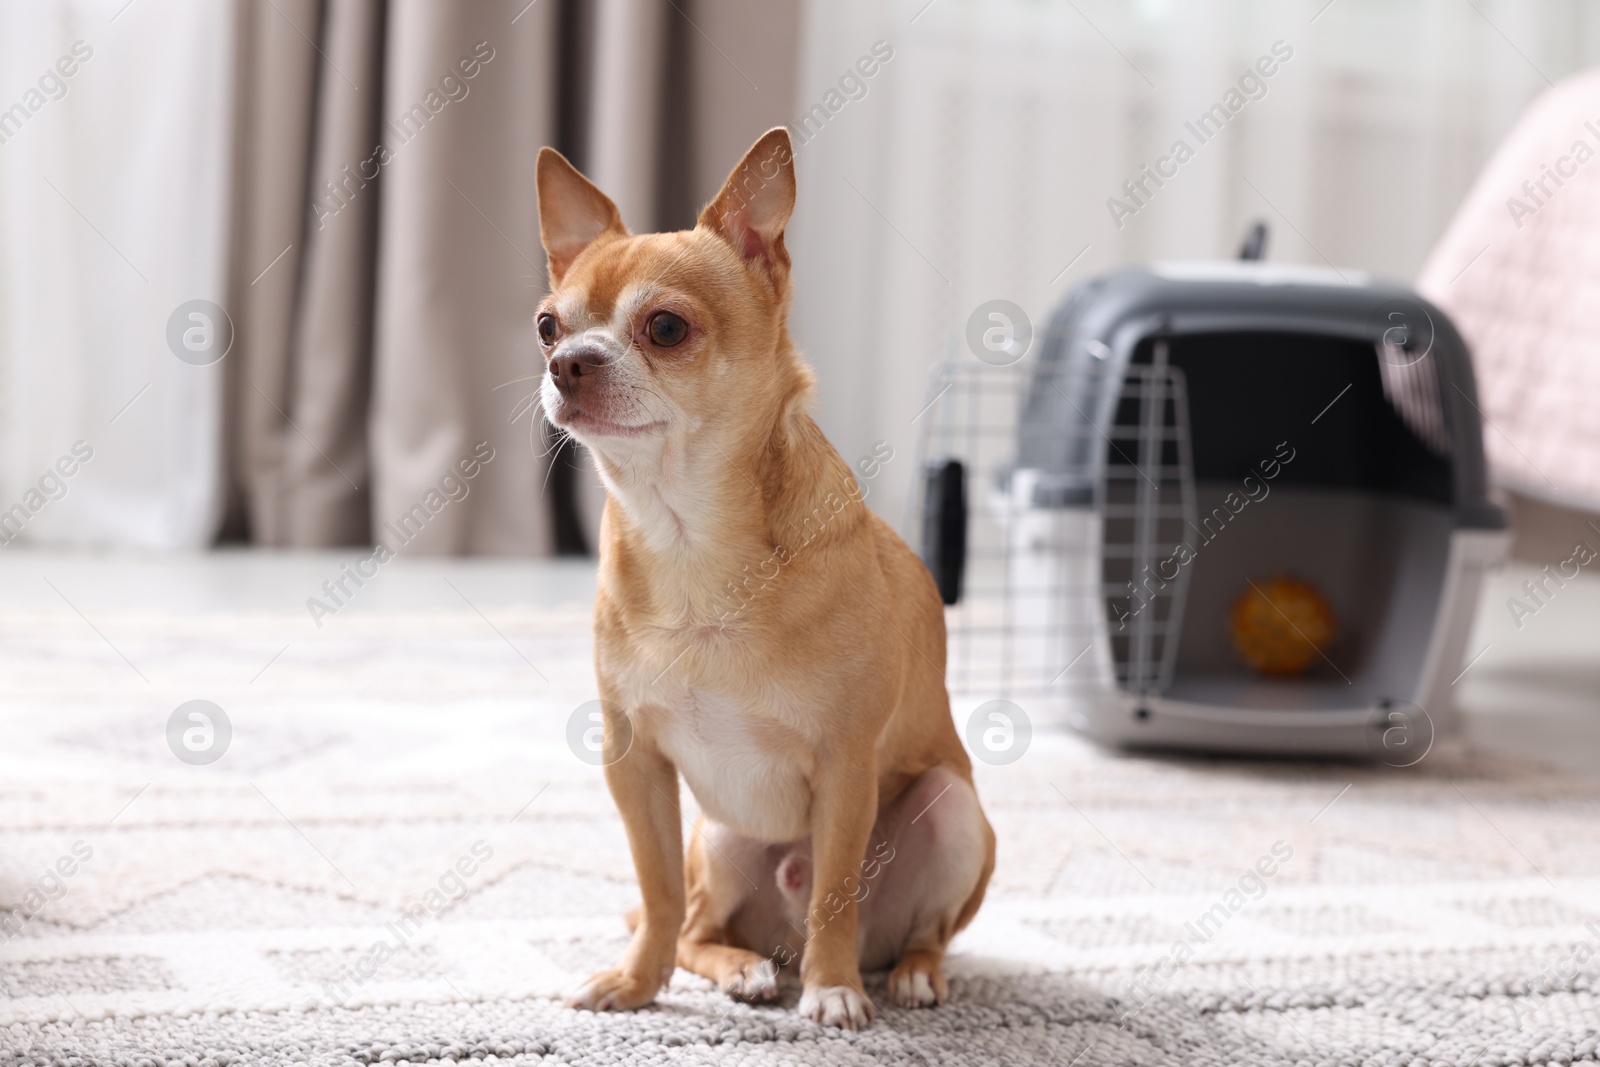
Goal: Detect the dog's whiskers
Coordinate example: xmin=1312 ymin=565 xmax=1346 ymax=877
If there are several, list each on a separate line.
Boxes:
xmin=540 ymin=432 xmax=571 ymax=498
xmin=508 ymin=391 xmax=542 ymax=426
xmin=535 ymin=415 xmax=572 ymax=459
xmin=494 ymin=373 xmax=546 ymax=392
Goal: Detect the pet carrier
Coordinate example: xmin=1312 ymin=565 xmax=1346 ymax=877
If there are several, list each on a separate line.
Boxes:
xmin=915 ymin=262 xmax=1509 ymax=758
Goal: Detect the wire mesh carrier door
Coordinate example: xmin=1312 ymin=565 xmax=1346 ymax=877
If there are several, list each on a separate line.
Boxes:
xmin=913 ymin=345 xmax=1198 ymax=711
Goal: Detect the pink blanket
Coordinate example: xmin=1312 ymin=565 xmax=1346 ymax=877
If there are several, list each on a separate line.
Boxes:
xmin=1417 ymin=69 xmax=1600 ymax=511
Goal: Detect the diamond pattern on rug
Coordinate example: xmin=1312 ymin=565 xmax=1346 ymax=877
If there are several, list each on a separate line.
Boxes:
xmin=0 ymin=609 xmax=1597 ymax=1065
xmin=1461 ymin=895 xmax=1600 ymax=929
xmin=0 ymin=955 xmax=177 ymax=998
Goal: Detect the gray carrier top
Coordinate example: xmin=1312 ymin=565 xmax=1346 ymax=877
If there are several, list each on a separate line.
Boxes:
xmin=1017 ymin=262 xmax=1503 ymax=531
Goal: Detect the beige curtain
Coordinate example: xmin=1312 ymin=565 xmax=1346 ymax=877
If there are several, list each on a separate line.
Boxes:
xmin=228 ymin=0 xmax=381 ymax=548
xmin=226 ymin=0 xmax=560 ymax=554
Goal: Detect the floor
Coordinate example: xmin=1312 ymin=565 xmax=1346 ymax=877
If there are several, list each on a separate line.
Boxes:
xmin=2 ymin=548 xmax=1598 ymax=1064
xmin=0 ymin=547 xmax=1594 ymax=774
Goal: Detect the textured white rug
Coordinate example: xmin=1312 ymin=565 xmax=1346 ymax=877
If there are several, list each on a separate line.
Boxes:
xmin=2 ymin=606 xmax=1599 ymax=1066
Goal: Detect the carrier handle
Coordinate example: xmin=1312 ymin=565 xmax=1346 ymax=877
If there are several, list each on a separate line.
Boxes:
xmin=1238 ymin=220 xmax=1269 ymax=261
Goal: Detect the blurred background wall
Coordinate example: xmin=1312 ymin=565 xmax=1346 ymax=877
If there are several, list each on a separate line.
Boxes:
xmin=1 ymin=0 xmax=1597 ymax=554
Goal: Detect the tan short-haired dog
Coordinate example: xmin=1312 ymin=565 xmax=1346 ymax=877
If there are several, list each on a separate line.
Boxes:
xmin=537 ymin=128 xmax=994 ymax=1030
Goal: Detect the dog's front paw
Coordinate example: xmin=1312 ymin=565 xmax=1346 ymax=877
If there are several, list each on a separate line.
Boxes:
xmin=722 ymin=957 xmax=780 ymax=1002
xmin=566 ymin=966 xmax=663 ymax=1012
xmin=799 ymin=984 xmax=875 ymax=1030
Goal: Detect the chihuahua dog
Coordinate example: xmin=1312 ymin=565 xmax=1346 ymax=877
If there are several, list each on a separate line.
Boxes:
xmin=536 ymin=128 xmax=994 ymax=1030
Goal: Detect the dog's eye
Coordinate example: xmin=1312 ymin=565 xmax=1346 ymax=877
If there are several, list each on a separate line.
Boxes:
xmin=647 ymin=312 xmax=688 ymax=348
xmin=536 ymin=314 xmax=559 ymax=345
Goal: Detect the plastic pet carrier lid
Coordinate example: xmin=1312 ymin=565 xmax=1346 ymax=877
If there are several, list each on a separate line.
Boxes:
xmin=1018 ymin=262 xmax=1506 ymax=533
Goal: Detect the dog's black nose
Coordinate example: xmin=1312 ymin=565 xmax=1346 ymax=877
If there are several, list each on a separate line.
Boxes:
xmin=548 ymin=348 xmax=608 ymax=393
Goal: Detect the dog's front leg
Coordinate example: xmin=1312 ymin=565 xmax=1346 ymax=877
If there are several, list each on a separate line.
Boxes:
xmin=567 ymin=714 xmax=684 ymax=1012
xmin=798 ymin=751 xmax=878 ymax=1029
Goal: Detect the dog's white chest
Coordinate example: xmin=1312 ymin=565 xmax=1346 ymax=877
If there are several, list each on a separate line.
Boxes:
xmin=653 ymin=691 xmax=812 ymax=843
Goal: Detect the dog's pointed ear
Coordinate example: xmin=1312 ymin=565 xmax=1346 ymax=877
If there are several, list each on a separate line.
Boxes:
xmin=537 ymin=147 xmax=627 ymax=287
xmin=698 ymin=128 xmax=796 ymax=280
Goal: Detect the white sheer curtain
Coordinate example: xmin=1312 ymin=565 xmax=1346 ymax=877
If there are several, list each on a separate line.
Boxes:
xmin=0 ymin=0 xmax=234 ymax=548
xmin=788 ymin=0 xmax=1600 ymax=532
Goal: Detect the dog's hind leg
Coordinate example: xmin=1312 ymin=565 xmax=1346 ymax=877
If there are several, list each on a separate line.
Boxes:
xmin=858 ymin=766 xmax=994 ymax=1008
xmin=675 ymin=818 xmax=788 ymax=1002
